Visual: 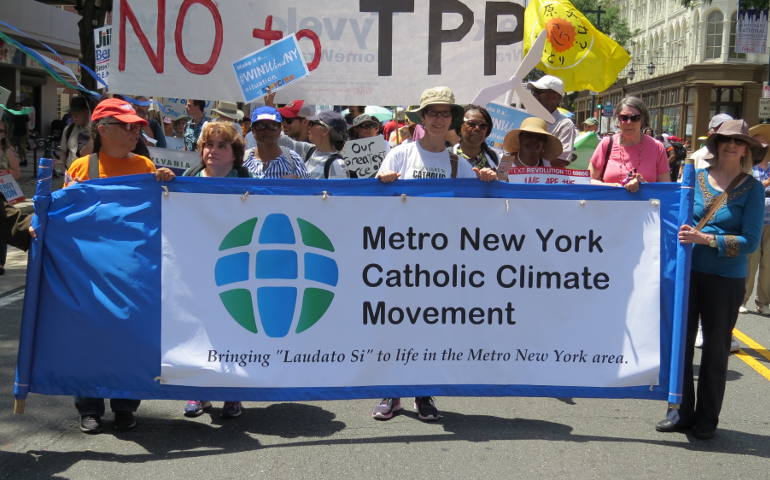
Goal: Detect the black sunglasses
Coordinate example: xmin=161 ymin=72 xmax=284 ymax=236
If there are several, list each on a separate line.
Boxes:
xmin=252 ymin=122 xmax=280 ymax=131
xmin=618 ymin=114 xmax=642 ymax=123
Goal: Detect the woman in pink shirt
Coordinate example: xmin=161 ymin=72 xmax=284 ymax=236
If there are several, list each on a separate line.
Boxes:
xmin=589 ymin=96 xmax=670 ymax=192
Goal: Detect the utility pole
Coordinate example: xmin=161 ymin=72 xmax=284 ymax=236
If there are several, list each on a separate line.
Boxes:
xmin=76 ymin=0 xmax=112 ymax=92
xmin=583 ymin=6 xmax=605 ymax=132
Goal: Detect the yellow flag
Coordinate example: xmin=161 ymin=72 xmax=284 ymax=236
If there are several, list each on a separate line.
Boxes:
xmin=523 ymin=0 xmax=630 ymax=92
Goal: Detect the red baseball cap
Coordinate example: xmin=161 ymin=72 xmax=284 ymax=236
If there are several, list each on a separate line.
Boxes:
xmin=91 ymin=98 xmax=148 ymax=126
xmin=278 ymin=100 xmax=314 ymax=119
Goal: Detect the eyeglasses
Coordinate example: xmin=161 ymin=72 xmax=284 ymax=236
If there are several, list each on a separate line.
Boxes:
xmin=618 ymin=114 xmax=642 ymax=123
xmin=716 ymin=136 xmax=747 ymax=146
xmin=101 ymin=121 xmax=142 ymax=132
xmin=309 ymin=120 xmax=330 ymax=129
xmin=252 ymin=122 xmax=281 ymax=131
xmin=282 ymin=117 xmax=304 ymax=124
xmin=356 ymin=123 xmax=379 ymax=129
xmin=424 ymin=109 xmax=452 ymax=119
xmin=463 ymin=120 xmax=489 ymax=130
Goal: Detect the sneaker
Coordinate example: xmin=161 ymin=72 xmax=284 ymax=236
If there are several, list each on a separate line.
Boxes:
xmin=79 ymin=415 xmax=103 ymax=434
xmin=738 ymin=305 xmax=749 ymax=314
xmin=694 ymin=324 xmax=704 ymax=348
xmin=372 ymin=398 xmax=402 ymax=420
xmin=183 ymin=400 xmax=212 ymax=417
xmin=757 ymin=304 xmax=770 ymax=316
xmin=114 ymin=411 xmax=137 ymax=431
xmin=414 ymin=396 xmax=439 ymax=421
xmin=730 ymin=337 xmax=740 ymax=353
xmin=221 ymin=401 xmax=242 ymax=419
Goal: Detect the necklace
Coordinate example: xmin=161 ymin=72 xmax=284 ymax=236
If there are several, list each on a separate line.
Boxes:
xmin=618 ymin=141 xmax=643 ymax=176
xmin=514 ymin=153 xmax=541 ymax=167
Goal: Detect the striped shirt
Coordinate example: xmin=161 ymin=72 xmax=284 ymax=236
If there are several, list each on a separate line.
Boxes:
xmin=243 ymin=147 xmax=310 ymax=179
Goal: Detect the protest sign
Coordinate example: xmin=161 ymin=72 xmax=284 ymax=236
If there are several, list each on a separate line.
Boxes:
xmin=485 ymin=103 xmax=531 ymax=151
xmin=148 ymin=146 xmax=199 ymax=173
xmin=164 ymin=136 xmax=185 ymax=151
xmin=110 ymin=0 xmax=525 ymax=105
xmin=505 ymin=166 xmax=590 ymax=185
xmin=0 ymin=173 xmax=24 ymax=204
xmin=17 ymin=175 xmax=687 ymax=402
xmin=93 ymin=26 xmax=111 ymax=87
xmin=341 ymin=137 xmax=389 ymax=178
xmin=233 ymin=35 xmax=309 ymax=103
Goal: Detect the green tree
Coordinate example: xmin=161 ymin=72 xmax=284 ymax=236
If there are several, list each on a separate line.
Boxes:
xmin=571 ymin=0 xmax=635 ymax=47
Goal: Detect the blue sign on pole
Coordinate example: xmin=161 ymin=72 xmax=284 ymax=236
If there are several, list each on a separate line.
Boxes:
xmin=485 ymin=103 xmax=532 ymax=152
xmin=232 ymin=35 xmax=310 ymax=103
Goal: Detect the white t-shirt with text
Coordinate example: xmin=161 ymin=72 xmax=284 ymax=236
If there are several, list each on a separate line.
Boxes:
xmin=377 ymin=141 xmax=477 ymax=179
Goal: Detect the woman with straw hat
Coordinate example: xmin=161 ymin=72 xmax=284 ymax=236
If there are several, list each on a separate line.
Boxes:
xmin=740 ymin=123 xmax=770 ymax=315
xmin=497 ymin=117 xmax=562 ymax=181
xmin=656 ymin=119 xmax=764 ymax=440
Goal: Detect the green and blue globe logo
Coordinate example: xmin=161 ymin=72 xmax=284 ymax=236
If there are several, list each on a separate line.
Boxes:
xmin=215 ymin=214 xmax=338 ymax=337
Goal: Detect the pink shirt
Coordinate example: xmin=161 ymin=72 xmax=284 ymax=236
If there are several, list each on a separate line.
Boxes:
xmin=590 ymin=134 xmax=669 ymax=184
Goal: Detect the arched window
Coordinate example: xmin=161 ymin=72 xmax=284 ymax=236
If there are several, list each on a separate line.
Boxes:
xmin=705 ymin=11 xmax=723 ymax=60
xmin=728 ymin=12 xmax=746 ymax=59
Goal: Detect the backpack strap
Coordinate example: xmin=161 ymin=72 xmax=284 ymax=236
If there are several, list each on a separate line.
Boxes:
xmin=323 ymin=152 xmax=345 ymax=179
xmin=448 ymin=150 xmax=459 ymax=179
xmin=87 ymin=153 xmax=99 ymax=180
xmin=598 ymin=135 xmax=614 ymax=182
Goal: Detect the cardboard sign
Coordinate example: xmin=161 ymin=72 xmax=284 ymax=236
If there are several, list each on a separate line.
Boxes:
xmin=485 ymin=103 xmax=531 ymax=151
xmin=232 ymin=35 xmax=309 ymax=103
xmin=341 ymin=137 xmax=389 ymax=178
xmin=148 ymin=146 xmax=199 ymax=173
xmin=506 ymin=167 xmax=590 ymax=185
xmin=0 ymin=173 xmax=25 ymax=204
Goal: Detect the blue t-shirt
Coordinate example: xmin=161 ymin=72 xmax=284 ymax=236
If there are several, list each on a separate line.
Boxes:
xmin=691 ymin=168 xmax=764 ymax=278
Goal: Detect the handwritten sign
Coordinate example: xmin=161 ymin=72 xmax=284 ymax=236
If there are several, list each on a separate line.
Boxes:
xmin=0 ymin=173 xmax=25 ymax=204
xmin=341 ymin=137 xmax=389 ymax=178
xmin=506 ymin=167 xmax=590 ymax=185
xmin=232 ymin=35 xmax=309 ymax=103
xmin=485 ymin=103 xmax=531 ymax=151
xmin=148 ymin=147 xmax=199 ymax=174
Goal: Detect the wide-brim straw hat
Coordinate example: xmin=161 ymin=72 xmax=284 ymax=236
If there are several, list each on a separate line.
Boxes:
xmin=211 ymin=101 xmax=240 ymax=121
xmin=502 ymin=117 xmax=563 ymax=161
xmin=705 ymin=119 xmax=766 ymax=164
xmin=750 ymin=123 xmax=770 ymax=164
xmin=407 ymin=86 xmax=464 ymax=130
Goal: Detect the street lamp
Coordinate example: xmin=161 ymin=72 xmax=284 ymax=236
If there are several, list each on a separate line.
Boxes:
xmin=647 ymin=62 xmax=655 ymax=76
xmin=627 ymin=67 xmax=636 ymax=81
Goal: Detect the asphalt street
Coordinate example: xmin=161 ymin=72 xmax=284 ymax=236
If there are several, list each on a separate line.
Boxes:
xmin=0 ymin=164 xmax=768 ymax=479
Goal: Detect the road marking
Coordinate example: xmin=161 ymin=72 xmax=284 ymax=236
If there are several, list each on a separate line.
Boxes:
xmin=0 ymin=289 xmax=25 ymax=308
xmin=733 ymin=328 xmax=770 ymax=382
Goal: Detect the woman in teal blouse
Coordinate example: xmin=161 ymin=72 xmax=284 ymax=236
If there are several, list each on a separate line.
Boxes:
xmin=656 ymin=119 xmax=765 ymax=440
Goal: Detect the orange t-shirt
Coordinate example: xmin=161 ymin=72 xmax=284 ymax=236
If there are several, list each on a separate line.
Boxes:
xmin=65 ymin=152 xmax=156 ymax=187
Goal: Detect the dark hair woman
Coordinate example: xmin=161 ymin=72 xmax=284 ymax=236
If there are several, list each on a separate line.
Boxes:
xmin=452 ymin=104 xmax=498 ymax=170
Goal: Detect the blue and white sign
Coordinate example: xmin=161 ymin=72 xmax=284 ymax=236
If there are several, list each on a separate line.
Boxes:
xmin=232 ymin=35 xmax=309 ymax=103
xmin=93 ymin=26 xmax=111 ymax=87
xmin=485 ymin=103 xmax=532 ymax=152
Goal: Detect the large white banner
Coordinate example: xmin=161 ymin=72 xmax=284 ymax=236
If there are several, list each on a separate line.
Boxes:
xmin=110 ymin=0 xmax=525 ymax=105
xmin=161 ymin=194 xmax=661 ymax=389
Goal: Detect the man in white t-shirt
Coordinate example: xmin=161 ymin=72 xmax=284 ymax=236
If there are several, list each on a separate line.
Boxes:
xmin=527 ymin=75 xmax=575 ymax=167
xmin=373 ymin=86 xmax=496 ymax=423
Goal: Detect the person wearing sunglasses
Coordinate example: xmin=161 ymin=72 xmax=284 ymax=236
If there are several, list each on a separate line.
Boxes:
xmin=656 ymin=119 xmax=765 ymax=440
xmin=278 ymin=100 xmax=314 ymax=142
xmin=306 ymin=111 xmax=350 ymax=179
xmin=589 ymin=96 xmax=670 ymax=192
xmin=348 ymin=114 xmax=382 ymax=141
xmin=61 ymin=98 xmax=175 ymax=434
xmin=243 ymin=106 xmax=309 ymax=179
xmin=452 ymin=105 xmax=498 ymax=171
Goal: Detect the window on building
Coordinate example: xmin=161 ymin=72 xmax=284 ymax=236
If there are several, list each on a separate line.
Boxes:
xmin=705 ymin=11 xmax=723 ymax=60
xmin=728 ymin=12 xmax=746 ymax=59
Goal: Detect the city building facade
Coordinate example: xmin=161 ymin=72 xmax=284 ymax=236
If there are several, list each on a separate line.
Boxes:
xmin=574 ymin=0 xmax=769 ymax=144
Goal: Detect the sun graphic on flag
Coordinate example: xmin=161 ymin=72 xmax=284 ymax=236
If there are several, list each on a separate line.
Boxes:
xmin=536 ymin=1 xmax=595 ymax=69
